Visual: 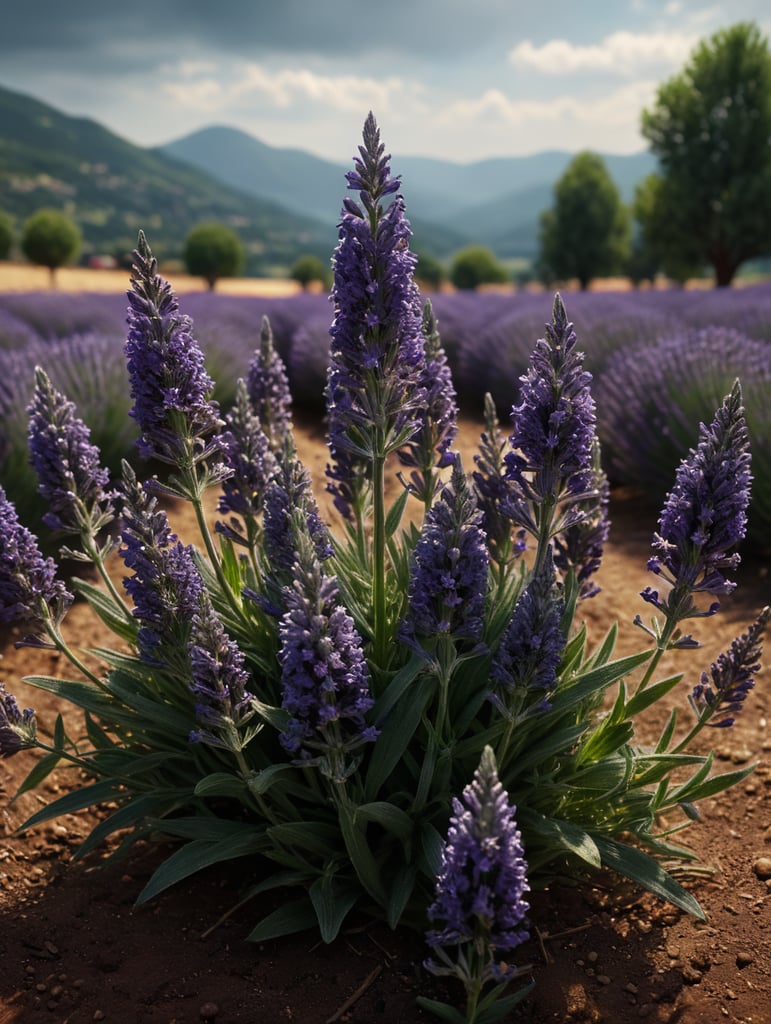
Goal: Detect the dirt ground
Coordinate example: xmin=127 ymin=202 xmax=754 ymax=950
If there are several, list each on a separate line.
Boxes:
xmin=1 ymin=416 xmax=770 ymax=1024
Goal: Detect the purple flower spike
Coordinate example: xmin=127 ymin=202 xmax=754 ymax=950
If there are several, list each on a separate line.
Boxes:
xmin=689 ymin=606 xmax=769 ymax=728
xmin=27 ymin=365 xmax=115 ymax=536
xmin=473 ymin=393 xmax=527 ymax=568
xmin=188 ymin=599 xmax=256 ymax=749
xmin=246 ymin=315 xmax=292 ymax=448
xmin=278 ymin=540 xmax=376 ymax=773
xmin=644 ymin=380 xmax=751 ymax=619
xmin=119 ymin=467 xmax=204 ymax=665
xmin=504 ymin=294 xmax=597 ymax=535
xmin=0 ymin=485 xmax=72 ymax=638
xmin=400 ymin=458 xmax=489 ymax=650
xmin=552 ymin=439 xmax=610 ymax=600
xmin=492 ymin=551 xmax=566 ymax=710
xmin=0 ymin=682 xmax=37 ymax=758
xmin=125 ymin=232 xmax=225 ymax=471
xmin=217 ymin=377 xmax=277 ymax=529
xmin=396 ymin=300 xmax=458 ymax=504
xmin=325 ymin=112 xmax=425 ymax=519
xmin=426 ymin=746 xmax=530 ymax=968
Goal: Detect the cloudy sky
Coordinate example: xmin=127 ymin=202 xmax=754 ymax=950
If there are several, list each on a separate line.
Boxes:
xmin=2 ymin=1 xmax=770 ymax=164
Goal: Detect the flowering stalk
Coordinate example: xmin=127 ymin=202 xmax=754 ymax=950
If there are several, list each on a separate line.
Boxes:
xmin=473 ymin=392 xmax=526 ymax=583
xmin=636 ymin=380 xmax=751 ymax=691
xmin=27 ymin=366 xmax=129 ymax=619
xmin=125 ymin=232 xmax=242 ymax=619
xmin=246 ymin=315 xmax=293 ymax=449
xmin=0 ymin=681 xmax=37 ymax=758
xmin=673 ymin=606 xmax=769 ymax=750
xmin=400 ymin=458 xmax=488 ymax=743
xmin=326 ymin=112 xmax=425 ymax=667
xmin=503 ymin=294 xmax=598 ymax=577
xmin=0 ymin=485 xmax=102 ymax=686
xmin=422 ymin=746 xmax=532 ymax=1023
xmin=396 ymin=300 xmax=458 ymax=514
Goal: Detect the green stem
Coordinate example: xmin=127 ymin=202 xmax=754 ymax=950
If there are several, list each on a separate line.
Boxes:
xmin=372 ymin=449 xmax=388 ymax=669
xmin=43 ymin=619 xmax=107 ymax=691
xmin=190 ymin=490 xmax=245 ymax=623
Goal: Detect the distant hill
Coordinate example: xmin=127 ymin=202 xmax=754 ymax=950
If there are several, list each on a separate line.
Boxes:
xmin=161 ymin=126 xmax=657 ymax=261
xmin=0 ymin=84 xmax=335 ymax=274
xmin=0 ymin=82 xmax=658 ymax=275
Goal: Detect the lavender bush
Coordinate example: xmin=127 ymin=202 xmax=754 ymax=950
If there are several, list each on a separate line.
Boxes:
xmin=2 ymin=115 xmax=768 ymax=1018
xmin=594 ymin=326 xmax=771 ymax=548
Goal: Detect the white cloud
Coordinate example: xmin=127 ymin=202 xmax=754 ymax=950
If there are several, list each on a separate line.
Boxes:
xmin=161 ymin=61 xmax=417 ymax=117
xmin=437 ymin=80 xmax=659 ymax=152
xmin=509 ymin=30 xmax=696 ymax=75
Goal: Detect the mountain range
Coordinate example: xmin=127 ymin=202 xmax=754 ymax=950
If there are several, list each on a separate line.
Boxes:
xmin=0 ymin=82 xmax=657 ymax=274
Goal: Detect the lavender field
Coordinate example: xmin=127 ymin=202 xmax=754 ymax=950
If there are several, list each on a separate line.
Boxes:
xmin=0 ymin=283 xmax=769 ymax=549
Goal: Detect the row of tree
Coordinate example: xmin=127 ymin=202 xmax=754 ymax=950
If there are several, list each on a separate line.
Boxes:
xmin=2 ymin=23 xmax=769 ymax=292
xmin=540 ymin=21 xmax=771 ymax=289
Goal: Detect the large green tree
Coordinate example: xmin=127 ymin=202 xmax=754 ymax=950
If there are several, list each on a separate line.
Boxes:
xmin=449 ymin=246 xmax=508 ymax=290
xmin=641 ymin=22 xmax=771 ymax=287
xmin=21 ymin=208 xmax=81 ymax=287
xmin=183 ymin=222 xmax=244 ymax=291
xmin=538 ymin=151 xmax=630 ymax=290
xmin=0 ymin=211 xmax=13 ymax=260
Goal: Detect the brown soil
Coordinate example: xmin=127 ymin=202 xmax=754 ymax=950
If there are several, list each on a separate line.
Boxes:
xmin=1 ymin=417 xmax=770 ymax=1024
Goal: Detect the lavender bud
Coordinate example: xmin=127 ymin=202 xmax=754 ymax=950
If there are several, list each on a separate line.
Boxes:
xmin=689 ymin=606 xmax=769 ymax=728
xmin=326 ymin=112 xmax=425 ymax=519
xmin=125 ymin=232 xmax=226 ymax=470
xmin=0 ymin=484 xmax=72 ymax=638
xmin=552 ymin=438 xmax=610 ymax=600
xmin=401 ymin=458 xmax=488 ymax=650
xmin=644 ymin=380 xmax=751 ymax=618
xmin=217 ymin=377 xmax=277 ymax=524
xmin=396 ymin=300 xmax=458 ymax=504
xmin=278 ymin=536 xmax=376 ymax=770
xmin=504 ymin=294 xmax=597 ymax=532
xmin=426 ymin=746 xmax=530 ymax=964
xmin=27 ymin=365 xmax=115 ymax=536
xmin=0 ymin=682 xmax=37 ymax=758
xmin=492 ymin=550 xmax=566 ymax=709
xmin=246 ymin=315 xmax=292 ymax=448
xmin=473 ymin=392 xmax=527 ymax=567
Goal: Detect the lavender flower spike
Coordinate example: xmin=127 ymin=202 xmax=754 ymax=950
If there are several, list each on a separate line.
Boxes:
xmin=246 ymin=315 xmax=292 ymax=449
xmin=0 ymin=484 xmax=72 ymax=639
xmin=325 ymin=112 xmax=425 ymax=519
xmin=0 ymin=682 xmax=37 ymax=758
xmin=27 ymin=365 xmax=115 ymax=536
xmin=492 ymin=549 xmax=566 ymax=712
xmin=642 ymin=380 xmax=751 ymax=620
xmin=278 ymin=530 xmax=377 ymax=775
xmin=503 ymin=294 xmax=597 ymax=544
xmin=119 ymin=465 xmax=203 ymax=667
xmin=217 ymin=377 xmax=277 ymax=541
xmin=125 ymin=232 xmax=226 ymax=477
xmin=396 ymin=300 xmax=458 ymax=506
xmin=426 ymin=745 xmax=530 ymax=979
xmin=188 ymin=595 xmax=257 ymax=751
xmin=689 ymin=606 xmax=769 ymax=728
xmin=400 ymin=457 xmax=489 ymax=652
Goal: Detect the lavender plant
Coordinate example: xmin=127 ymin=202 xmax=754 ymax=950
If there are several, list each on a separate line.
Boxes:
xmin=2 ymin=115 xmax=768 ymax=1016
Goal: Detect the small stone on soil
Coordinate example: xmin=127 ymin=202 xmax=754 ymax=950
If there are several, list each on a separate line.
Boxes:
xmin=753 ymin=856 xmax=771 ymax=879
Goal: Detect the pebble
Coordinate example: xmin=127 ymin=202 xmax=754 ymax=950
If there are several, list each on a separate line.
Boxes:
xmin=93 ymin=1012 xmax=105 ymax=1022
xmin=753 ymin=857 xmax=771 ymax=880
xmin=597 ymin=975 xmax=611 ymax=986
xmin=736 ymin=951 xmax=754 ymax=967
xmin=680 ymin=965 xmax=703 ymax=985
xmin=587 ymin=951 xmax=598 ymax=963
xmin=200 ymin=1003 xmax=220 ymax=1020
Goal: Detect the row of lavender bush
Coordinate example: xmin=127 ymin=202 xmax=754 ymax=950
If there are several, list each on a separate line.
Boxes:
xmin=1 ymin=281 xmax=770 ymax=548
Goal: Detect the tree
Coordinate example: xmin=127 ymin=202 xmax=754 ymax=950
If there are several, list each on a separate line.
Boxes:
xmin=183 ymin=222 xmax=244 ymax=291
xmin=290 ymin=254 xmax=331 ymax=291
xmin=449 ymin=246 xmax=508 ymax=290
xmin=0 ymin=211 xmax=13 ymax=260
xmin=538 ymin=152 xmax=631 ymax=291
xmin=641 ymin=22 xmax=771 ymax=287
xmin=414 ymin=251 xmax=446 ymax=291
xmin=632 ymin=175 xmax=704 ymax=287
xmin=21 ymin=208 xmax=81 ymax=287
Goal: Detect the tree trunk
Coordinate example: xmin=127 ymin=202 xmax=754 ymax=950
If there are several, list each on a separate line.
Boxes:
xmin=712 ymin=252 xmax=737 ymax=288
